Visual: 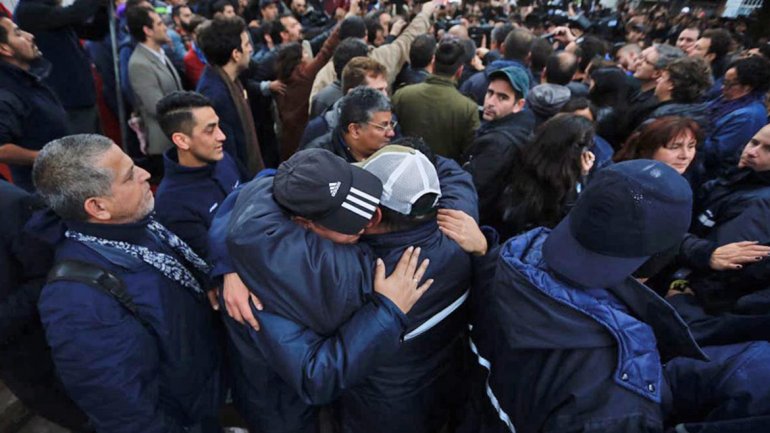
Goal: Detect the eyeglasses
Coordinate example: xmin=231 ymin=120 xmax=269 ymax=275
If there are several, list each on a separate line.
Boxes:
xmin=366 ymin=120 xmax=398 ymax=132
xmin=722 ymin=79 xmax=741 ymax=88
xmin=642 ymin=56 xmax=658 ymax=68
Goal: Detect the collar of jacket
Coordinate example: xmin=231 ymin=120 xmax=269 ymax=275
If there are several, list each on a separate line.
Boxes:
xmin=361 ymin=220 xmax=438 ymax=250
xmin=332 ymin=128 xmax=358 ymax=163
xmin=477 ymin=110 xmax=533 ymax=137
xmin=724 ymin=167 xmax=770 ymax=187
xmin=323 ymin=97 xmax=342 ymax=125
xmin=66 ymin=215 xmax=153 ymax=244
xmin=425 ymin=74 xmax=458 ymax=87
xmin=497 ymin=228 xmax=706 ymax=403
xmin=162 ymin=148 xmax=217 ymax=181
xmin=0 ymin=57 xmax=52 ymax=85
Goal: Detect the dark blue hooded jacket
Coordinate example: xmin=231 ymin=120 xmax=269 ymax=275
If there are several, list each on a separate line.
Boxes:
xmin=37 ymin=217 xmax=223 ymax=433
xmin=154 ymin=149 xmax=242 ymax=259
xmin=468 ymin=228 xmax=770 ymax=433
xmin=460 ymin=59 xmax=534 ymax=106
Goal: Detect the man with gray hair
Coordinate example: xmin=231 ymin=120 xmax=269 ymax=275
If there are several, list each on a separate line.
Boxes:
xmin=306 ymin=86 xmax=395 ymax=160
xmin=33 ymin=134 xmax=223 ymax=432
xmin=627 ymin=43 xmax=685 ymax=132
xmin=632 ymin=44 xmax=685 ymax=106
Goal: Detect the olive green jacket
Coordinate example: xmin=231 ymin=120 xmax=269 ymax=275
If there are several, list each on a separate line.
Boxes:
xmin=392 ymin=74 xmax=480 ymax=161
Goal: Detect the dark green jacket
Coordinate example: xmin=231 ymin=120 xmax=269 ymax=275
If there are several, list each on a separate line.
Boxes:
xmin=392 ymin=74 xmax=480 ymax=161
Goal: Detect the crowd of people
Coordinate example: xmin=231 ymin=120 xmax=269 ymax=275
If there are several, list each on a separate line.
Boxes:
xmin=2 ymin=0 xmax=770 ymax=431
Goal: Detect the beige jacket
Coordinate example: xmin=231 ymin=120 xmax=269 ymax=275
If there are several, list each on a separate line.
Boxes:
xmin=308 ymin=11 xmax=432 ymax=105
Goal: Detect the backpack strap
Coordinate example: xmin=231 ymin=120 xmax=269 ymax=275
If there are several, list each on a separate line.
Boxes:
xmin=47 ymin=259 xmax=152 ymax=331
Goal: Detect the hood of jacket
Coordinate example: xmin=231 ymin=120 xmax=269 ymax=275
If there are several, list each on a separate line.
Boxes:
xmin=525 ymin=83 xmax=571 ymax=118
xmin=322 ymin=97 xmax=342 ymax=130
xmin=495 ymin=228 xmax=705 ymax=402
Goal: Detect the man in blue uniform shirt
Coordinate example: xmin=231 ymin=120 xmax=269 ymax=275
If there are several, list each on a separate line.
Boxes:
xmin=33 ymin=134 xmax=222 ymax=433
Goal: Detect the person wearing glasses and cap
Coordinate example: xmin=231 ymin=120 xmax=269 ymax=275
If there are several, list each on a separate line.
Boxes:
xmin=465 ymin=160 xmax=770 ymax=433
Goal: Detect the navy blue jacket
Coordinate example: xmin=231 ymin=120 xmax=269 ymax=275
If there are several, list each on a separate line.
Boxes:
xmin=0 ymin=59 xmax=70 ymax=191
xmin=196 ymin=67 xmax=251 ymax=178
xmin=14 ymin=0 xmax=109 ymax=109
xmin=684 ymin=169 xmax=770 ymax=266
xmin=154 ymin=150 xmax=242 ymax=259
xmin=221 ymin=172 xmax=475 ymax=433
xmin=675 ymin=169 xmax=770 ymax=312
xmin=336 ymin=221 xmax=472 ymax=433
xmin=460 ymin=59 xmax=534 ymax=106
xmin=469 ymin=228 xmax=706 ymax=433
xmin=221 ymin=177 xmax=408 ymax=433
xmin=38 ymin=217 xmax=222 ymax=433
xmin=668 ymin=289 xmax=770 ymax=346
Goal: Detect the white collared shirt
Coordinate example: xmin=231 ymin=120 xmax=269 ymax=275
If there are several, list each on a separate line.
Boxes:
xmin=141 ymin=43 xmax=168 ymax=66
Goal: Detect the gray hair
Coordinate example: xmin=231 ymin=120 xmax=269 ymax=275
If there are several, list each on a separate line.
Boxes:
xmin=338 ymin=86 xmax=392 ymax=131
xmin=33 ymin=134 xmax=115 ymax=221
xmin=653 ymin=44 xmax=685 ymax=69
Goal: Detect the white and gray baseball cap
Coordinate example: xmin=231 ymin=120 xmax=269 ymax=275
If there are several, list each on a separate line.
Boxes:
xmin=357 ymin=145 xmax=441 ymax=216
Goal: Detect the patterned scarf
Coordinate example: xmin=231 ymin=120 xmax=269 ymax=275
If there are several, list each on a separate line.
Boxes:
xmin=65 ymin=219 xmax=211 ymax=296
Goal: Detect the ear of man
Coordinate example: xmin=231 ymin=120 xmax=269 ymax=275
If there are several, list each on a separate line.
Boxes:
xmin=171 ymin=132 xmax=192 ymax=151
xmin=84 ymin=197 xmax=112 ymax=222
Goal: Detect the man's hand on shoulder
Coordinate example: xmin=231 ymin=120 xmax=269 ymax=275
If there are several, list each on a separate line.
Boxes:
xmin=437 ymin=209 xmax=487 ymax=256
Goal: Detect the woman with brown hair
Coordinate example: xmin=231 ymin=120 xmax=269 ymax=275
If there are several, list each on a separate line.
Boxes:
xmin=274 ymin=25 xmax=340 ymax=161
xmin=615 ymin=115 xmax=702 ymax=175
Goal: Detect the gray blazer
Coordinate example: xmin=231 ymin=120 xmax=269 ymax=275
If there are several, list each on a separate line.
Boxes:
xmin=128 ymin=43 xmax=183 ymax=156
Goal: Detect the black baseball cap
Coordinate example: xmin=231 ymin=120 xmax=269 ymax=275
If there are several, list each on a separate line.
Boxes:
xmin=543 ymin=160 xmax=693 ymax=288
xmin=274 ymin=149 xmax=383 ymax=235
